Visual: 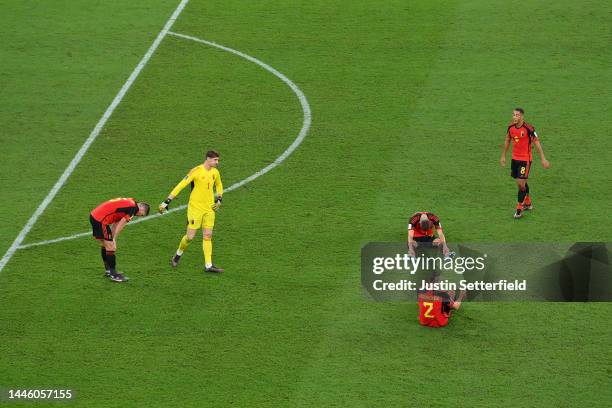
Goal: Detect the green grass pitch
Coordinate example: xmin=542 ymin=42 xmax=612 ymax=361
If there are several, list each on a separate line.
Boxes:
xmin=1 ymin=0 xmax=611 ymax=406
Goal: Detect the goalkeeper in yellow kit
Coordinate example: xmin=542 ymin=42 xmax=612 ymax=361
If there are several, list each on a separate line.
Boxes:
xmin=158 ymin=150 xmax=224 ymax=273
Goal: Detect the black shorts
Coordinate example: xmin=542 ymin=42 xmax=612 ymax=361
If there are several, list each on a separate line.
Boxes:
xmin=511 ymin=159 xmax=531 ymax=179
xmin=90 ymin=214 xmax=113 ymax=241
xmin=414 ymin=236 xmax=437 ymax=255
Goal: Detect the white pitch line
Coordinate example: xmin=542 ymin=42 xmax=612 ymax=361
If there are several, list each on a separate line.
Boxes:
xmin=0 ymin=0 xmax=191 ymax=271
xmin=166 ymin=31 xmax=312 ymax=191
xmin=17 ymin=31 xmax=312 ymax=251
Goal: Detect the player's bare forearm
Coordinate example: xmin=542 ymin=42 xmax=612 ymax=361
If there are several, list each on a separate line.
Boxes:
xmin=437 ymin=229 xmax=451 ymax=257
xmin=534 ymin=140 xmax=550 ymax=168
xmin=503 ymin=137 xmax=510 ymax=154
xmin=500 ymin=137 xmax=510 ymax=166
xmin=534 ymin=140 xmax=544 ymax=157
xmin=113 ymin=218 xmax=128 ymax=238
xmin=452 ymin=290 xmax=467 ymax=310
xmin=436 ymin=229 xmax=447 ymax=244
xmin=534 ymin=140 xmax=545 ymax=159
xmin=407 ymin=230 xmax=416 ymax=255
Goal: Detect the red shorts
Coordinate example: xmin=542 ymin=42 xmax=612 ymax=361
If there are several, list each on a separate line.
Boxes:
xmin=419 ymin=313 xmax=451 ymax=328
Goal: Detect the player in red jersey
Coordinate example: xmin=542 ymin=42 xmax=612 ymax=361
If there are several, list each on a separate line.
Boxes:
xmin=89 ymin=197 xmax=150 ymax=282
xmin=407 ymin=211 xmax=452 ymax=258
xmin=500 ymin=108 xmax=550 ymax=219
xmin=418 ymin=274 xmax=466 ymax=328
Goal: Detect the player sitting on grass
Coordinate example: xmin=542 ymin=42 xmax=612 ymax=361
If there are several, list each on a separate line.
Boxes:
xmin=418 ymin=273 xmax=466 ymax=328
xmin=89 ymin=197 xmax=150 ymax=282
xmin=407 ymin=211 xmax=452 ymax=258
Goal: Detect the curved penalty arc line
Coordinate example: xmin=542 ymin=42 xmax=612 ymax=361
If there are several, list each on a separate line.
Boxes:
xmin=18 ymin=32 xmax=312 ymax=250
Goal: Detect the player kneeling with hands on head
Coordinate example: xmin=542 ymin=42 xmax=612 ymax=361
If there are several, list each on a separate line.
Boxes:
xmin=89 ymin=197 xmax=150 ymax=282
xmin=159 ymin=150 xmax=225 ymax=273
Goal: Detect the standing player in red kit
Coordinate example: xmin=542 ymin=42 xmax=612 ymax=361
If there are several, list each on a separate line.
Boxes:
xmin=89 ymin=198 xmax=150 ymax=282
xmin=500 ymin=108 xmax=550 ymax=218
xmin=417 ymin=274 xmax=466 ymax=328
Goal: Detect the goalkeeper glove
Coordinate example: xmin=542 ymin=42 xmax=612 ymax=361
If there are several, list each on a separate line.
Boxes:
xmin=158 ymin=198 xmax=172 ymax=214
xmin=213 ymin=195 xmax=222 ymax=211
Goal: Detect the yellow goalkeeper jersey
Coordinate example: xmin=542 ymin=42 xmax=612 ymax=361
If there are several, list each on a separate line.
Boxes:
xmin=170 ymin=165 xmax=223 ymax=212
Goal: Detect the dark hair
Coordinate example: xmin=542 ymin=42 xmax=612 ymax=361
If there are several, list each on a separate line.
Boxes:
xmin=514 ymin=107 xmax=524 ymax=114
xmin=427 ymin=271 xmax=441 ymax=283
xmin=206 ymin=150 xmax=220 ymax=158
xmin=420 ymin=219 xmax=432 ymax=230
xmin=138 ymin=202 xmax=150 ymax=216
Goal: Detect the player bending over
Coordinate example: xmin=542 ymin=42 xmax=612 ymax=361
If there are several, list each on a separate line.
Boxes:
xmin=418 ymin=274 xmax=466 ymax=328
xmin=159 ymin=150 xmax=224 ymax=273
xmin=89 ymin=197 xmax=150 ymax=282
xmin=407 ymin=211 xmax=451 ymax=258
xmin=500 ymin=107 xmax=550 ymax=219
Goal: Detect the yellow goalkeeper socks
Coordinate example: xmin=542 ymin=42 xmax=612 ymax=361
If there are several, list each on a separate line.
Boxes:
xmin=177 ymin=235 xmax=193 ymax=256
xmin=203 ymin=237 xmax=212 ymax=267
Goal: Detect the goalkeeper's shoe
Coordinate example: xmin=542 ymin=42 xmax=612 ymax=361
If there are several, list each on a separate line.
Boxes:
xmin=522 ymin=203 xmax=533 ymax=210
xmin=109 ymin=272 xmax=129 ymax=282
xmin=204 ymin=265 xmax=224 ymax=273
xmin=170 ymin=255 xmax=181 ymax=268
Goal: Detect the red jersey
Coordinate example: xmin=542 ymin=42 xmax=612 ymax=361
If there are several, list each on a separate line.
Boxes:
xmin=408 ymin=212 xmax=441 ymax=238
xmin=90 ymin=197 xmax=139 ymax=225
xmin=507 ymin=122 xmax=538 ymax=161
xmin=417 ymin=289 xmax=455 ymax=328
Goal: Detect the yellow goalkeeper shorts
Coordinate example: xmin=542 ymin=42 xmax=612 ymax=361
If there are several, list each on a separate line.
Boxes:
xmin=187 ymin=206 xmax=215 ymax=229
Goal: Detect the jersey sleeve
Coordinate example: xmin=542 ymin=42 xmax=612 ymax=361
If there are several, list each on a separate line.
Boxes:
xmin=122 ymin=205 xmax=139 ymax=222
xmin=214 ymin=169 xmax=224 ymax=196
xmin=170 ymin=167 xmax=198 ymax=198
xmin=525 ymin=123 xmax=538 ymax=139
xmin=408 ymin=213 xmax=419 ymax=229
xmin=429 ymin=213 xmax=441 ymax=227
